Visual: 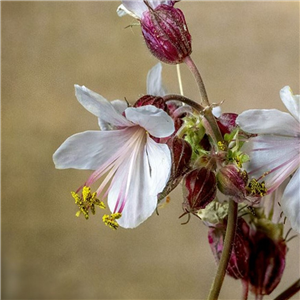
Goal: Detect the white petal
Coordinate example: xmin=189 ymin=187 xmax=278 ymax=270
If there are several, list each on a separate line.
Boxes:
xmin=75 ymin=85 xmax=131 ymax=128
xmin=117 ymin=0 xmax=174 ymax=19
xmin=260 ymin=183 xmax=287 ymax=224
xmin=147 ymin=63 xmax=167 ymax=96
xmin=242 ymin=135 xmax=300 ymax=192
xmin=125 ymin=105 xmax=174 ymax=138
xmin=145 ymin=136 xmax=171 ymax=194
xmin=280 ymin=86 xmax=300 ymax=123
xmin=281 ymin=168 xmax=300 ymax=233
xmin=212 ymin=106 xmax=222 ymax=118
xmin=53 ymin=128 xmax=137 ymax=170
xmin=98 ymin=100 xmax=128 ymax=130
xmin=107 ymin=137 xmax=156 ymax=228
xmin=107 ymin=134 xmax=171 ymax=228
xmin=237 ymin=109 xmax=299 ymax=136
xmin=117 ymin=1 xmax=148 ymax=19
xmin=117 ymin=4 xmax=140 ymax=18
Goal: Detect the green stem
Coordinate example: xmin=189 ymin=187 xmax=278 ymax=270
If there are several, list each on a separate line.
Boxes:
xmin=183 ymin=56 xmax=223 ymax=145
xmin=274 ymin=279 xmax=300 ymax=300
xmin=184 ymin=55 xmax=209 ymax=106
xmin=207 ymin=199 xmax=238 ymax=300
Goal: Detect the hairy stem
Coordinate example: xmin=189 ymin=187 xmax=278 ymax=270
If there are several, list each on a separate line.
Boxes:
xmin=163 ymin=94 xmax=204 ymax=112
xmin=176 ymin=64 xmax=184 ymax=96
xmin=274 ymin=279 xmax=300 ymax=300
xmin=183 ymin=56 xmax=223 ymax=145
xmin=207 ymin=200 xmax=238 ymax=300
xmin=184 ymin=55 xmax=209 ymax=106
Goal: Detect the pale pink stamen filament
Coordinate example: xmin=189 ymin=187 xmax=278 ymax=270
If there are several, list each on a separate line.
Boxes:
xmin=83 ymin=126 xmax=148 ymax=215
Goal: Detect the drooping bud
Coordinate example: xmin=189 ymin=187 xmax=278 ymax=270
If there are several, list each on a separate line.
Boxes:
xmin=182 ymin=167 xmax=216 ymax=214
xmin=248 ymin=222 xmax=287 ymax=297
xmin=216 ymin=165 xmax=248 ymax=201
xmin=133 ymin=95 xmax=167 ymax=110
xmin=141 ymin=4 xmax=192 ymax=64
xmin=208 ymin=218 xmax=251 ymax=280
xmin=158 ymin=136 xmax=192 ymax=202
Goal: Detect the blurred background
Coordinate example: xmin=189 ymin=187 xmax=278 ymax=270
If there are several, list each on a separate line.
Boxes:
xmin=2 ymin=1 xmax=299 ymax=299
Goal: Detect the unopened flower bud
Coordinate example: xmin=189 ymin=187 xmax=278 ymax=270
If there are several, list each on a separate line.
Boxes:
xmin=183 ymin=167 xmax=216 ymax=214
xmin=133 ymin=95 xmax=167 ymax=110
xmin=158 ymin=137 xmax=192 ymax=202
xmin=248 ymin=223 xmax=287 ymax=297
xmin=217 ymin=165 xmax=248 ymax=200
xmin=141 ymin=4 xmax=192 ymax=64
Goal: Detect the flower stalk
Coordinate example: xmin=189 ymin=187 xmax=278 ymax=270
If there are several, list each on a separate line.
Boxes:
xmin=207 ymin=199 xmax=238 ymax=300
xmin=183 ymin=56 xmax=223 ymax=146
xmin=162 ymin=94 xmax=204 ymax=112
xmin=273 ymin=279 xmax=300 ymax=300
xmin=184 ymin=56 xmax=209 ymax=106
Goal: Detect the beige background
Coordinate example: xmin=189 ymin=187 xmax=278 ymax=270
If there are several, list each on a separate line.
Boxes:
xmin=2 ymin=1 xmax=300 ymax=299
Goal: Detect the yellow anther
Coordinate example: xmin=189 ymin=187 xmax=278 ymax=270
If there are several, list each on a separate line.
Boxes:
xmin=71 ymin=191 xmax=81 ymax=204
xmin=71 ymin=186 xmax=106 ymax=220
xmin=82 ymin=186 xmax=91 ymax=202
xmin=218 ymin=141 xmax=226 ymax=151
xmin=102 ymin=213 xmax=122 ymax=230
xmin=247 ymin=179 xmax=267 ymax=197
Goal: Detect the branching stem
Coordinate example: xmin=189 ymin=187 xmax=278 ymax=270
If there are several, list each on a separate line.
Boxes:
xmin=163 ymin=94 xmax=204 ymax=112
xmin=184 ymin=56 xmax=209 ymax=106
xmin=183 ymin=56 xmax=223 ymax=144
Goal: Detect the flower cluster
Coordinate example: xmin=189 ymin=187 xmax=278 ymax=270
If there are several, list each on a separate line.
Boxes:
xmin=53 ymin=1 xmax=299 ymax=299
xmin=207 ymin=201 xmax=287 ymax=298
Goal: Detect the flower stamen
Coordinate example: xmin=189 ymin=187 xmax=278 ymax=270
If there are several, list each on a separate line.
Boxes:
xmin=246 ymin=178 xmax=267 ymax=197
xmin=71 ymin=186 xmax=106 ymax=219
xmin=102 ymin=213 xmax=122 ymax=230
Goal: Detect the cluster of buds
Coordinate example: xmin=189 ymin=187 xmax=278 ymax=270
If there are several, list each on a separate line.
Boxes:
xmin=208 ymin=207 xmax=287 ymax=298
xmin=177 ymin=109 xmax=265 ymax=221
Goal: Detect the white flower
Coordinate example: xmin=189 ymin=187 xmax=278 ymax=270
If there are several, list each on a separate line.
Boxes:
xmin=53 ymin=85 xmax=174 ymax=229
xmin=236 ymin=86 xmax=300 ymax=233
xmin=117 ymin=0 xmax=175 ymax=19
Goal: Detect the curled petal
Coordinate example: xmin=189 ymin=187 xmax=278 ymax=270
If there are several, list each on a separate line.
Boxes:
xmin=117 ymin=0 xmax=175 ymax=19
xmin=125 ymin=105 xmax=174 ymax=138
xmin=237 ymin=109 xmax=299 ymax=136
xmin=116 ymin=5 xmax=130 ymax=17
xmin=212 ymin=106 xmax=222 ymax=118
xmin=280 ymin=86 xmax=300 ymax=123
xmin=75 ymin=85 xmax=131 ymax=128
xmin=98 ymin=100 xmax=128 ymax=130
xmin=117 ymin=2 xmax=147 ymax=19
xmin=147 ymin=63 xmax=167 ymax=96
xmin=281 ymin=168 xmax=300 ymax=233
